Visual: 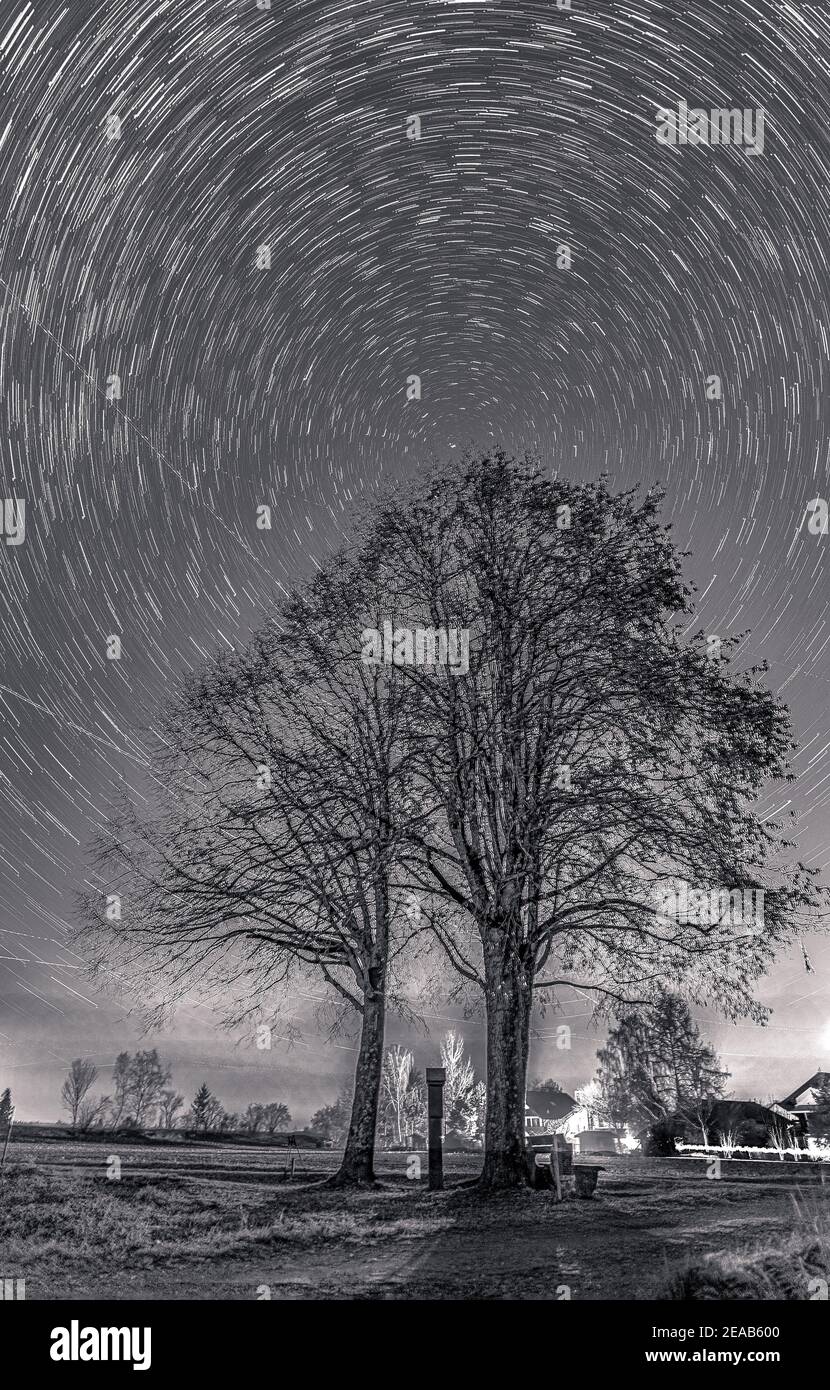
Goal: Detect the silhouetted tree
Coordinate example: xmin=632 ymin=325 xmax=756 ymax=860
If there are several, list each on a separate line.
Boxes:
xmin=310 ymin=1087 xmax=352 ymax=1145
xmin=82 ymin=558 xmax=420 ymax=1187
xmin=60 ymin=1059 xmax=98 ymax=1127
xmin=365 ymin=452 xmax=823 ymax=1187
xmin=262 ymin=1102 xmax=291 ymax=1134
xmin=187 ymin=1083 xmax=215 ymax=1132
xmin=158 ymin=1090 xmax=185 ymax=1129
xmin=597 ymin=989 xmax=729 ymax=1141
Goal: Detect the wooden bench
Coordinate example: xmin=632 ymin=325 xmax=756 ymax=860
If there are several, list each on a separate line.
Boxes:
xmin=527 ymin=1141 xmax=604 ymax=1198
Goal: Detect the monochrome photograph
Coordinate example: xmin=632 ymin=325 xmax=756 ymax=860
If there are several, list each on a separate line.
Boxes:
xmin=0 ymin=0 xmax=828 ymax=1367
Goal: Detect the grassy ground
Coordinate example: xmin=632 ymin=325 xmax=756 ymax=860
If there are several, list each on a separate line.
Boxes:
xmin=2 ymin=1142 xmax=828 ymax=1300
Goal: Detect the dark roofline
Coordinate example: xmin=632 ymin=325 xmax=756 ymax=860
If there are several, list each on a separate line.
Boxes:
xmin=779 ymin=1072 xmax=829 ymax=1109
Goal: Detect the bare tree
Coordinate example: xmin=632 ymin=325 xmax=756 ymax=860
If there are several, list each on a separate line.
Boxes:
xmin=366 ymin=452 xmax=825 ymax=1186
xmin=60 ymin=1058 xmax=98 ymax=1128
xmin=262 ymin=1102 xmax=291 ymax=1134
xmin=108 ymin=1052 xmax=132 ymax=1129
xmin=574 ymin=1080 xmax=605 ymax=1130
xmin=76 ymin=1094 xmax=110 ymax=1132
xmin=81 ymin=562 xmax=420 ymax=1186
xmin=440 ymin=1030 xmax=476 ymax=1131
xmin=381 ymin=1046 xmax=417 ymax=1146
xmin=127 ymin=1050 xmax=172 ymax=1127
xmin=241 ymin=1103 xmax=266 ymax=1134
xmin=158 ymin=1090 xmax=184 ymax=1129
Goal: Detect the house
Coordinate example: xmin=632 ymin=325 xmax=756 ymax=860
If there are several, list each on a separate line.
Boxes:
xmin=525 ymin=1088 xmax=586 ymax=1139
xmin=640 ymin=1098 xmax=798 ymax=1153
xmin=778 ymin=1071 xmax=830 ymax=1143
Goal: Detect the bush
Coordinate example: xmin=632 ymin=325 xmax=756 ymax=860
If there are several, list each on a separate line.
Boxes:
xmin=664 ymin=1241 xmax=830 ymax=1300
xmin=643 ymin=1119 xmax=684 ymax=1156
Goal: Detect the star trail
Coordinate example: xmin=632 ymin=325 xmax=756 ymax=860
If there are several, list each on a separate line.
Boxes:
xmin=2 ymin=0 xmax=830 ymax=1120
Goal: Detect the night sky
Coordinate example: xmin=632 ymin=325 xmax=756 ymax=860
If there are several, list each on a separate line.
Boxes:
xmin=2 ymin=0 xmax=830 ymax=1123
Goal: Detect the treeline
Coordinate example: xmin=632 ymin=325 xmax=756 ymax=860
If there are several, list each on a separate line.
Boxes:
xmin=59 ymin=1051 xmax=291 ymax=1135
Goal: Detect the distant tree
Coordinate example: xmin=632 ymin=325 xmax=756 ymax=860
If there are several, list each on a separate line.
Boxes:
xmin=440 ymin=1031 xmax=476 ymax=1132
xmin=597 ymin=990 xmax=729 ymax=1143
xmin=241 ymin=1103 xmax=266 ymax=1134
xmin=105 ymin=1050 xmax=172 ymax=1130
xmin=262 ymin=1102 xmax=291 ymax=1134
xmin=158 ymin=1090 xmax=185 ymax=1129
xmin=574 ymin=1080 xmax=606 ymax=1129
xmin=310 ymin=1087 xmax=352 ymax=1145
xmin=109 ymin=1052 xmax=133 ymax=1128
xmin=464 ymin=1080 xmax=487 ymax=1143
xmin=77 ymin=1094 xmax=110 ymax=1132
xmin=380 ymin=1047 xmax=425 ymax=1147
xmin=187 ymin=1083 xmax=216 ymax=1133
xmin=127 ymin=1050 xmax=172 ymax=1127
xmin=0 ymin=1087 xmax=13 ymax=1132
xmin=60 ymin=1059 xmax=98 ymax=1127
xmin=529 ymin=1077 xmax=564 ymax=1095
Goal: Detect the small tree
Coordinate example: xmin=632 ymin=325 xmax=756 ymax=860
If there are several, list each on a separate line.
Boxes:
xmin=380 ymin=1047 xmax=419 ymax=1146
xmin=574 ymin=1080 xmax=605 ymax=1130
xmin=241 ymin=1103 xmax=266 ymax=1134
xmin=60 ymin=1060 xmax=98 ymax=1127
xmin=310 ymin=1087 xmax=352 ymax=1145
xmin=262 ymin=1102 xmax=291 ymax=1134
xmin=0 ymin=1088 xmax=13 ymax=1132
xmin=127 ymin=1050 xmax=172 ymax=1127
xmin=464 ymin=1080 xmax=487 ymax=1143
xmin=188 ymin=1083 xmax=215 ymax=1133
xmin=109 ymin=1052 xmax=132 ymax=1128
xmin=529 ymin=1077 xmax=564 ymax=1095
xmin=77 ymin=1095 xmax=110 ymax=1132
xmin=158 ymin=1090 xmax=185 ymax=1129
xmin=440 ymin=1031 xmax=476 ymax=1132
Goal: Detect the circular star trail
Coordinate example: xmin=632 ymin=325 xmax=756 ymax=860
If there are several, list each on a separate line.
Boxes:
xmin=1 ymin=0 xmax=830 ymax=1116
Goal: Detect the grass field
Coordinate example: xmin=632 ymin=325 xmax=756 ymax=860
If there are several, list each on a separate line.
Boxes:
xmin=2 ymin=1140 xmax=829 ymax=1300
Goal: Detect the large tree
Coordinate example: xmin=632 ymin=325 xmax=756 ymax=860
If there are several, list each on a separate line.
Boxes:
xmin=362 ymin=452 xmax=823 ymax=1187
xmin=81 ymin=563 xmax=419 ymax=1186
xmin=596 ymin=989 xmax=729 ymax=1138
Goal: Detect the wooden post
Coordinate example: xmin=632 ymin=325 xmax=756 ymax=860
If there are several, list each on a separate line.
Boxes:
xmin=426 ymin=1067 xmax=446 ymax=1191
xmin=551 ymin=1134 xmax=563 ymax=1203
xmin=0 ymin=1105 xmax=15 ymax=1185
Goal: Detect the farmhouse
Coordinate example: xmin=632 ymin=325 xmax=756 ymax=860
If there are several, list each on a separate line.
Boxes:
xmin=778 ymin=1071 xmax=830 ymax=1142
xmin=525 ymin=1088 xmax=579 ymax=1135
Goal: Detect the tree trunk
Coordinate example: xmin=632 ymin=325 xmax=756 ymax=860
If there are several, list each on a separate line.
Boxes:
xmin=480 ymin=950 xmax=533 ymax=1189
xmin=329 ymin=970 xmax=386 ymax=1186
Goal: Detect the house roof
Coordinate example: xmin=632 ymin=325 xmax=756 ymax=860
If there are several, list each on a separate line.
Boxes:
xmin=525 ymin=1088 xmax=577 ymax=1122
xmin=780 ymin=1072 xmax=830 ymax=1111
